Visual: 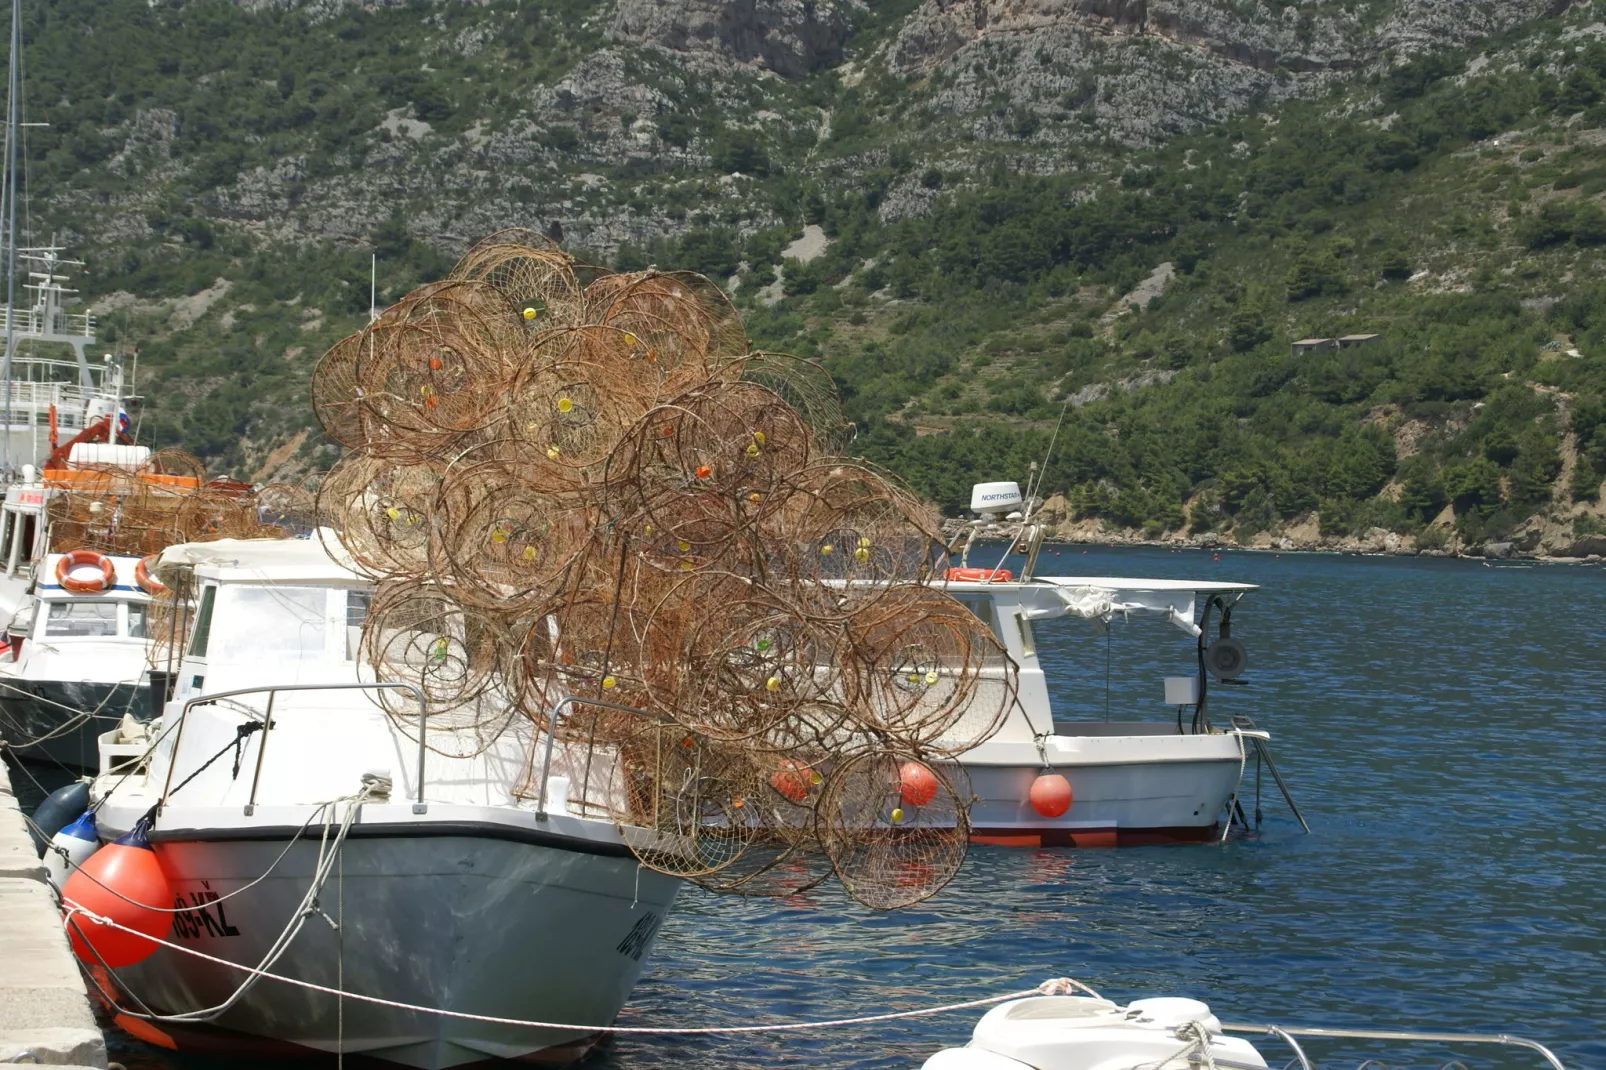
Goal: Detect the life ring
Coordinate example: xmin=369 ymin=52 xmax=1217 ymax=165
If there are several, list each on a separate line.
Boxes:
xmin=944 ymin=567 xmax=1013 ymax=582
xmin=134 ymin=555 xmax=166 ymax=596
xmin=56 ymin=550 xmax=116 ymax=594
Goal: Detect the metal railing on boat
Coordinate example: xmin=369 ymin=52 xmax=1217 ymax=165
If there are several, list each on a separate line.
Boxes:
xmin=158 ymin=681 xmax=429 ymax=814
xmin=1216 ymin=1021 xmax=1568 ymax=1070
xmin=533 ymin=693 xmax=653 ymax=822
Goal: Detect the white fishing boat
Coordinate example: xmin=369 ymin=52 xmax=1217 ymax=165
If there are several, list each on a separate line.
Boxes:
xmin=81 ymin=535 xmax=680 ymax=1067
xmin=0 ymin=273 xmax=138 ymax=624
xmin=934 ymin=482 xmax=1306 ymax=847
xmin=0 ymin=437 xmax=216 ymax=769
xmin=0 ymin=548 xmax=155 ymax=768
xmin=924 ymin=984 xmax=1567 ymax=1070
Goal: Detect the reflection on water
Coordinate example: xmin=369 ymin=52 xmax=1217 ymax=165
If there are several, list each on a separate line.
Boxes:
xmin=14 ymin=546 xmax=1605 ymax=1069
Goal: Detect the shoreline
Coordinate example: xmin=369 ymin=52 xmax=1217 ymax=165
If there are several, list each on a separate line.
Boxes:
xmin=947 ymin=524 xmax=1606 ymax=566
xmin=1034 ymin=536 xmax=1600 ymax=565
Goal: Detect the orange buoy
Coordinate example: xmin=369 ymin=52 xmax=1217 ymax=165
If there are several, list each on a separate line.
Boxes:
xmin=899 ymin=761 xmax=939 ymax=808
xmin=56 ymin=550 xmax=116 ymax=594
xmin=769 ymin=759 xmax=812 ymax=804
xmin=61 ymin=818 xmax=173 ymax=968
xmin=134 ymin=555 xmax=166 ymax=596
xmin=1029 ymin=773 xmax=1073 ymax=819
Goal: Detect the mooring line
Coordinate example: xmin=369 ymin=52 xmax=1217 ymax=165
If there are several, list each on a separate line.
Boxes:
xmin=58 ymin=911 xmax=1095 ymax=1037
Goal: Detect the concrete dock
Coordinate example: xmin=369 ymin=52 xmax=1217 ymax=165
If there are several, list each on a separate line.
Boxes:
xmin=0 ymin=759 xmax=107 ymax=1067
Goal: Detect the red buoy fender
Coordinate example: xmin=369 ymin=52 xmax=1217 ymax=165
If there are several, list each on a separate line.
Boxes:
xmin=1029 ymin=773 xmax=1073 ymax=819
xmin=62 ymin=817 xmax=173 ymax=968
xmin=56 ymin=550 xmax=116 ymax=595
xmin=899 ymin=761 xmax=939 ymax=808
xmin=134 ymin=555 xmax=166 ymax=596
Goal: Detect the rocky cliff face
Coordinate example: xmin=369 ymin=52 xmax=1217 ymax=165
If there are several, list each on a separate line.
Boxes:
xmin=51 ymin=0 xmax=1581 ymax=266
xmin=882 ymin=0 xmax=1565 ymax=152
xmin=608 ymin=0 xmax=860 ymax=77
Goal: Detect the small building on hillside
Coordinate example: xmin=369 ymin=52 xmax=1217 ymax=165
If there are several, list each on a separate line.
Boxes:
xmin=1290 ymin=337 xmax=1338 ymax=356
xmin=1336 ymin=333 xmax=1382 ymax=348
xmin=1290 ymin=333 xmax=1381 ymax=357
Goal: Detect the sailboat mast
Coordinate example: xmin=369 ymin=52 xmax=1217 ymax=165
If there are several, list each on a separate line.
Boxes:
xmin=1 ymin=0 xmax=18 ymax=473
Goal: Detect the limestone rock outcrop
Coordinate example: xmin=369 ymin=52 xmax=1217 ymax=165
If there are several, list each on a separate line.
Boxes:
xmin=608 ymin=0 xmax=859 ymax=78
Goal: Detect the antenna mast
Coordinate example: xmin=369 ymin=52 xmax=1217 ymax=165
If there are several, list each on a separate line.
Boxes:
xmin=1 ymin=0 xmax=19 ymax=473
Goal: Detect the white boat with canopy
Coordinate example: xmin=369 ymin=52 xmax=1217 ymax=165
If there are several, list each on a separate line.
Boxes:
xmin=932 ymin=483 xmax=1306 ymax=847
xmin=81 ymin=535 xmax=680 ymax=1067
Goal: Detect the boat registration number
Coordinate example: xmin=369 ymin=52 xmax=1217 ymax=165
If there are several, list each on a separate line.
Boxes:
xmin=172 ymin=882 xmax=241 ymax=940
xmin=615 ymin=911 xmax=659 ymax=961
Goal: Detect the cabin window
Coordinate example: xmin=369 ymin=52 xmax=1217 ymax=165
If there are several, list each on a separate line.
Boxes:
xmin=209 ymin=586 xmax=329 ymax=667
xmin=345 ymin=589 xmax=371 ymax=661
xmin=188 ymin=585 xmax=217 ymax=657
xmin=44 ymin=600 xmax=117 ymax=638
xmin=126 ymin=603 xmax=148 ymax=639
xmin=950 ymin=596 xmax=1000 ymax=638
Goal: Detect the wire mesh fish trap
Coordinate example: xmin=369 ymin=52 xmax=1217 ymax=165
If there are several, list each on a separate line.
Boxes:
xmin=311 ymin=233 xmax=1019 ymax=910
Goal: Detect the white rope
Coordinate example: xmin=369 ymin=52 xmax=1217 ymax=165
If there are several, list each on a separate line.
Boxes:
xmin=61 ymin=910 xmax=1096 ymax=1037
xmin=32 ymin=796 xmax=350 ymax=913
xmin=1148 ymin=1019 xmax=1223 ymax=1070
xmin=1220 ymin=729 xmax=1247 ymax=846
xmin=65 ymin=785 xmax=377 ymax=1024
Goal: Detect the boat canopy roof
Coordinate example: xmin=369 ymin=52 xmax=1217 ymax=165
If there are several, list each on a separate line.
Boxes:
xmin=155 ymin=530 xmax=362 ymax=584
xmin=942 ymin=575 xmax=1256 ymax=634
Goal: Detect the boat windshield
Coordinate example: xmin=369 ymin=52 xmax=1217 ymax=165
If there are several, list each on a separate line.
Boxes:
xmin=206 ymin=586 xmax=329 ymax=668
xmin=44 ymin=600 xmax=116 ymax=637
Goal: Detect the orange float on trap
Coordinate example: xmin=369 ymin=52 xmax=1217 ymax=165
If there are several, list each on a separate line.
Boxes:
xmin=899 ymin=761 xmax=939 ymax=808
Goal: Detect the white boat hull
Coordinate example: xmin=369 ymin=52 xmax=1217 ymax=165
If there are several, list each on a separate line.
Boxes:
xmin=87 ymin=816 xmax=679 ymax=1068
xmin=956 ymin=728 xmax=1249 ymax=847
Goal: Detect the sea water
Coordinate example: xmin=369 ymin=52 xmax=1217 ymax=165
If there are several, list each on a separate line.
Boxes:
xmin=11 ymin=546 xmax=1604 ymax=1068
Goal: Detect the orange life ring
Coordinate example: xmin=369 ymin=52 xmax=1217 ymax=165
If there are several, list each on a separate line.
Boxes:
xmin=134 ymin=555 xmax=166 ymax=596
xmin=56 ymin=550 xmax=116 ymax=594
xmin=944 ymin=567 xmax=1013 ymax=582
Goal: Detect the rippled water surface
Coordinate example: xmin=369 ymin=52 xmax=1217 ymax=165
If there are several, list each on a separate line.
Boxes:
xmin=14 ymin=547 xmax=1606 ymax=1069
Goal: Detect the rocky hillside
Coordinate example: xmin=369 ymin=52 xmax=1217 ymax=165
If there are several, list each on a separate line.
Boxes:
xmin=11 ymin=0 xmax=1606 ymax=559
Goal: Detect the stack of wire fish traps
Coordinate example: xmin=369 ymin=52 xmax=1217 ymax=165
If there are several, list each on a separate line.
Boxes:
xmin=309 ymin=229 xmax=1020 ymax=909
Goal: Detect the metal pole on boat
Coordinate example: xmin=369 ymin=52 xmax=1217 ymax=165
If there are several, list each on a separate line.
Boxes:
xmin=1 ymin=0 xmax=18 ymax=474
xmin=1251 ymin=737 xmax=1310 ymax=833
xmin=1103 ymin=620 xmax=1111 ymax=721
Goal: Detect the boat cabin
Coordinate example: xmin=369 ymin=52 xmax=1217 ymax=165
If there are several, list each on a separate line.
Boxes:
xmin=936 ymin=575 xmax=1257 ymax=747
xmin=4 ymin=552 xmax=154 ymax=657
xmin=142 ymin=536 xmax=533 ymax=812
xmin=157 ymin=536 xmax=372 ymax=702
